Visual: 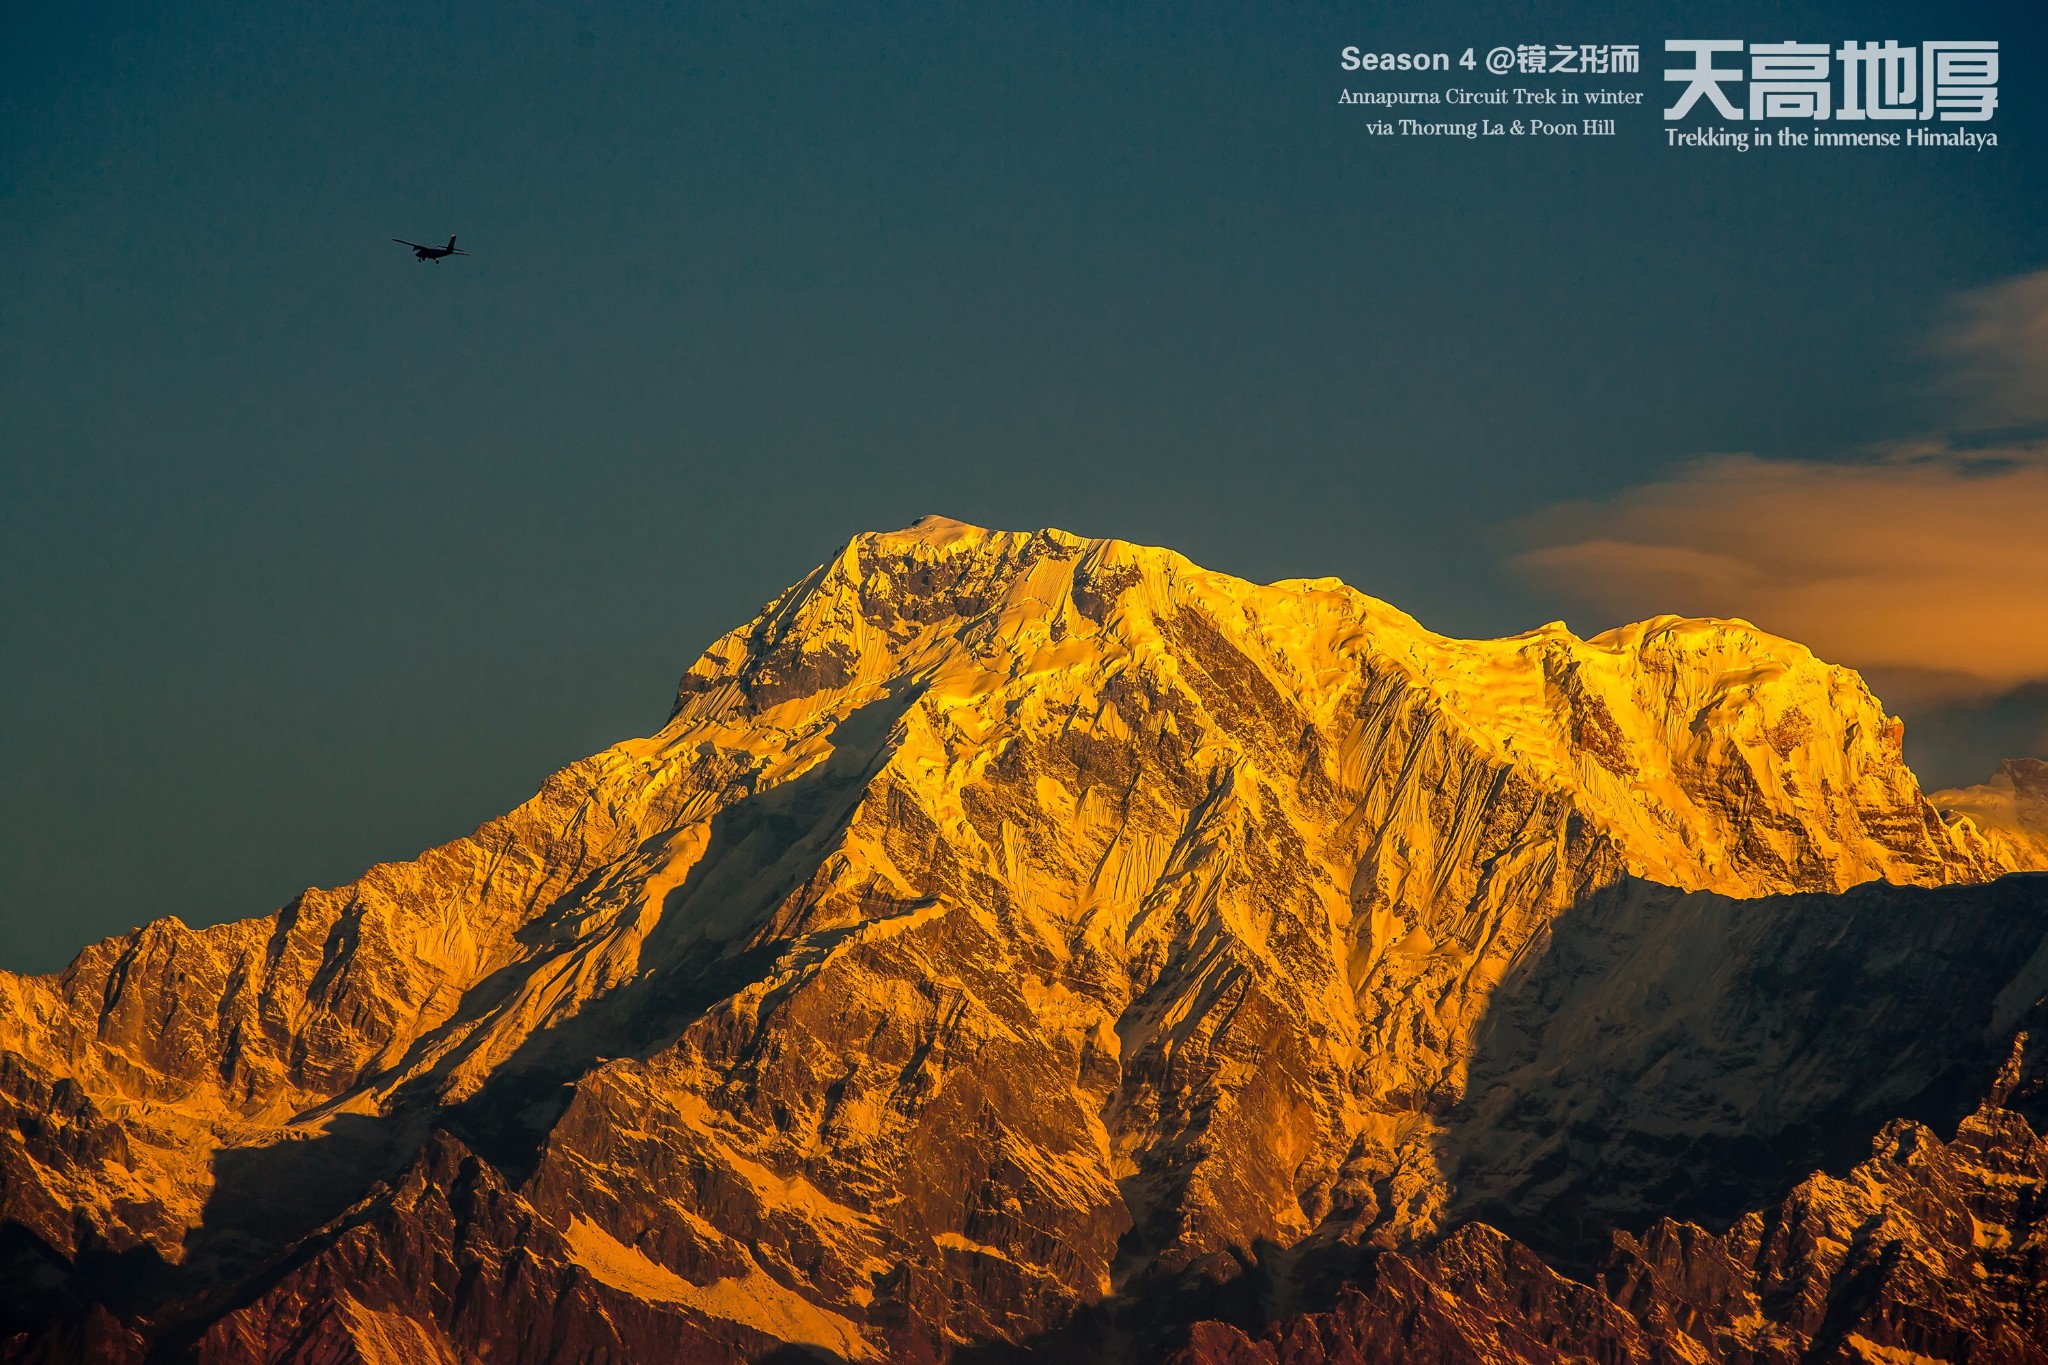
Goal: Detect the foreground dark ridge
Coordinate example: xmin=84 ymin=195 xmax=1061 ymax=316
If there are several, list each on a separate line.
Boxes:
xmin=1173 ymin=1041 xmax=2048 ymax=1365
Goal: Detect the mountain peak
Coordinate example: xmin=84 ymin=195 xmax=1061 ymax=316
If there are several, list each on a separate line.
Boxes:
xmin=867 ymin=512 xmax=993 ymax=549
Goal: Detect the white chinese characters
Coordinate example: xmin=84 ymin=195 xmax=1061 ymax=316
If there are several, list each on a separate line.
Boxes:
xmin=1511 ymin=44 xmax=1641 ymax=75
xmin=1664 ymin=40 xmax=1998 ymax=121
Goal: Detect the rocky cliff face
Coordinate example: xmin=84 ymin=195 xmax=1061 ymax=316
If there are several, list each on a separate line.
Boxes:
xmin=1 ymin=519 xmax=2043 ymax=1363
xmin=1172 ymin=1042 xmax=2048 ymax=1365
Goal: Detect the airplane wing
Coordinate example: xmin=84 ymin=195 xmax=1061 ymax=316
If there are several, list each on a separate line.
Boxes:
xmin=392 ymin=239 xmax=428 ymax=249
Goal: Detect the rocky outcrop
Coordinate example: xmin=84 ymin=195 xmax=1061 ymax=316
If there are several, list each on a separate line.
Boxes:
xmin=1 ymin=519 xmax=2043 ymax=1361
xmin=1172 ymin=1048 xmax=2048 ymax=1365
xmin=185 ymin=1130 xmax=864 ymax=1365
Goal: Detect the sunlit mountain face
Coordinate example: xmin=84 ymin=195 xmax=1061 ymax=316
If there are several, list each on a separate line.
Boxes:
xmin=3 ymin=519 xmax=2045 ymax=1364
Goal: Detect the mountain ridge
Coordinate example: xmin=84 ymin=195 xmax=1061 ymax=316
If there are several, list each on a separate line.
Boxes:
xmin=2 ymin=518 xmax=2044 ymax=1362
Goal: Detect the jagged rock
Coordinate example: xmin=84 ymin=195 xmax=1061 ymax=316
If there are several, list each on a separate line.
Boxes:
xmin=1171 ymin=1075 xmax=2048 ymax=1365
xmin=1 ymin=520 xmax=2043 ymax=1361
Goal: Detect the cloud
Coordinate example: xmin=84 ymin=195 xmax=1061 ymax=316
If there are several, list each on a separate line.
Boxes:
xmin=1512 ymin=447 xmax=2048 ymax=699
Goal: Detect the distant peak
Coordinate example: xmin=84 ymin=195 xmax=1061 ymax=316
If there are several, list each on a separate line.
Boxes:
xmin=2000 ymin=756 xmax=2048 ymax=783
xmin=1929 ymin=756 xmax=2048 ymax=850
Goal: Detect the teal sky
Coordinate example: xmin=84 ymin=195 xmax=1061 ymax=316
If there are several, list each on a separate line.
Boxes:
xmin=3 ymin=0 xmax=2043 ymax=971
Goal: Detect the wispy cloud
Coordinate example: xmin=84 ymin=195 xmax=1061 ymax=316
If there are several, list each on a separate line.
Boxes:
xmin=1512 ymin=445 xmax=2048 ymax=698
xmin=1936 ymin=268 xmax=2048 ymax=427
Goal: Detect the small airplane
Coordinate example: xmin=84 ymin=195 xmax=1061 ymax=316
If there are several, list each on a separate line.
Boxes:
xmin=392 ymin=234 xmax=469 ymax=263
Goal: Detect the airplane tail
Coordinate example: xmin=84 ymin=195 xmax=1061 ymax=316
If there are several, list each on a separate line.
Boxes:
xmin=446 ymin=235 xmax=458 ymax=250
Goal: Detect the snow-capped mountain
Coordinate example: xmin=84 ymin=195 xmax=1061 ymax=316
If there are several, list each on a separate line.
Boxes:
xmin=3 ymin=519 xmax=2043 ymax=1362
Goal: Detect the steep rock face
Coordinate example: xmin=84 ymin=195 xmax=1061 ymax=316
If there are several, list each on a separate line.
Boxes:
xmin=1171 ymin=1059 xmax=2048 ymax=1365
xmin=0 ymin=519 xmax=2042 ymax=1360
xmin=0 ymin=755 xmax=659 ymax=1262
xmin=186 ymin=1131 xmax=870 ymax=1365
